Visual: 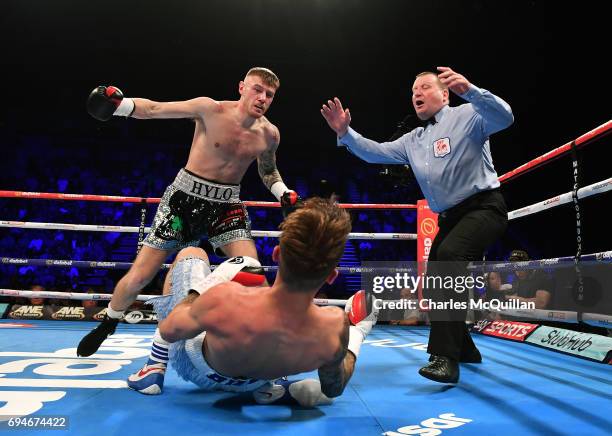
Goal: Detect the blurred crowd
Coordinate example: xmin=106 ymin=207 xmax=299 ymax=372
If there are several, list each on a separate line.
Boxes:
xmin=1 ymin=136 xmax=419 ymax=301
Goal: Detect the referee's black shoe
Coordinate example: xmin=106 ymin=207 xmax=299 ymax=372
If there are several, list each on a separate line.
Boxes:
xmin=419 ymin=356 xmax=459 ymax=384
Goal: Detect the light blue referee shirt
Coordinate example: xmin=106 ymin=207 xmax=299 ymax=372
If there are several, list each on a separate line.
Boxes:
xmin=337 ymin=84 xmax=514 ymax=213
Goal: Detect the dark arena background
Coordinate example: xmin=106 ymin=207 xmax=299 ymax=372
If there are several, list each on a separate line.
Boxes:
xmin=0 ymin=1 xmax=610 ymax=435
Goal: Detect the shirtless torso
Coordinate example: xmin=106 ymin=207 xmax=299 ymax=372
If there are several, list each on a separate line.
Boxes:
xmin=131 ymin=75 xmax=281 ymax=186
xmin=198 ymin=283 xmax=347 ymax=380
xmin=158 ymin=277 xmax=348 ymax=382
xmin=184 ymin=101 xmax=277 ymax=183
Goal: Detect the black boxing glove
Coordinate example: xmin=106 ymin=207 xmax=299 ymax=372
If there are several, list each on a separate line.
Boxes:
xmin=280 ymin=190 xmax=303 ymax=218
xmin=270 ymin=182 xmax=303 ymax=218
xmin=86 ymin=85 xmax=135 ymax=121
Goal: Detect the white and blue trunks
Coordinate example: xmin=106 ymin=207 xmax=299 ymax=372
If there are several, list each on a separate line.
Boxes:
xmin=148 ymin=257 xmax=269 ymax=393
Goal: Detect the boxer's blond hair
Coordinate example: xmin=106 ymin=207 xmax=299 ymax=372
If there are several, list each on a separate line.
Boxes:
xmin=246 ymin=67 xmax=280 ymax=89
xmin=279 ymin=198 xmax=351 ymax=290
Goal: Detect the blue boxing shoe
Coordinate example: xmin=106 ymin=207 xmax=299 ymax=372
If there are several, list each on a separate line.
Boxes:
xmin=127 ymin=359 xmax=167 ymax=395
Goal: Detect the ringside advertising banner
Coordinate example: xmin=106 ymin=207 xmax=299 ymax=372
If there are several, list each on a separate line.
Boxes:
xmin=525 ymin=325 xmax=612 ymax=362
xmin=470 ymin=320 xmax=491 ymax=333
xmin=8 ymin=305 xmax=157 ymax=324
xmin=8 ymin=304 xmax=52 ymax=320
xmin=416 ymin=200 xmax=438 ymax=302
xmin=480 ymin=320 xmax=539 ymax=342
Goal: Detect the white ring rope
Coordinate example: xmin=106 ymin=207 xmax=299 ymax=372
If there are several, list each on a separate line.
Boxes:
xmin=0 ymin=289 xmax=347 ymax=307
xmin=1 ymin=177 xmax=609 ymax=240
xmin=0 ymin=222 xmax=417 ymax=241
xmin=507 ymin=177 xmax=611 ymax=220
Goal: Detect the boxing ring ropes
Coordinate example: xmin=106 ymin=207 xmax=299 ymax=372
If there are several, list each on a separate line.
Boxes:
xmin=0 ymin=120 xmax=611 ymax=324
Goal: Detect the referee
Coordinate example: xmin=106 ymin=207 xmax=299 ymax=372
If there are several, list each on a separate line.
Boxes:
xmin=321 ymin=66 xmax=513 ymax=383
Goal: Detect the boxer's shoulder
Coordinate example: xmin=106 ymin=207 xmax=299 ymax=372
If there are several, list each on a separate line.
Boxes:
xmin=318 ymin=304 xmax=345 ymax=321
xmin=189 ymin=96 xmax=221 ymax=114
xmin=191 ymin=281 xmax=238 ymax=310
xmin=318 ymin=305 xmax=346 ymax=325
xmin=317 ymin=306 xmax=349 ymax=348
xmin=257 ymin=116 xmax=278 ymax=140
xmin=197 ymin=281 xmax=267 ymax=309
xmin=213 ymin=99 xmax=240 ymax=116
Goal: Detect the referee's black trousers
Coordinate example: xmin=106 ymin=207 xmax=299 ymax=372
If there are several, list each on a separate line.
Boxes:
xmin=425 ymin=189 xmax=507 ymax=361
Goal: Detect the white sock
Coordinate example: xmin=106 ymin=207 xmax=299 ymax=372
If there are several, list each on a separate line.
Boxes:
xmin=288 ymin=379 xmax=333 ymax=407
xmin=149 ymin=328 xmax=169 ymax=365
xmin=106 ymin=304 xmax=125 ymax=320
xmin=253 ymin=379 xmax=333 ymax=408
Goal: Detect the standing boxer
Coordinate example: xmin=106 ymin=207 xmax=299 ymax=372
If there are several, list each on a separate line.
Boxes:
xmin=78 ymin=68 xmax=301 ymax=357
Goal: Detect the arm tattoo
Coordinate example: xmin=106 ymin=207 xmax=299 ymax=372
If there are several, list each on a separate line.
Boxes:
xmin=318 ymin=313 xmax=351 ymax=398
xmin=257 ymin=146 xmax=283 ymax=190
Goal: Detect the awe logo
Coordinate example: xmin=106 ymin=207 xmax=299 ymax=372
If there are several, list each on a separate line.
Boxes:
xmin=51 ymin=307 xmax=85 ymax=320
xmin=9 ymin=306 xmax=44 ymax=318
